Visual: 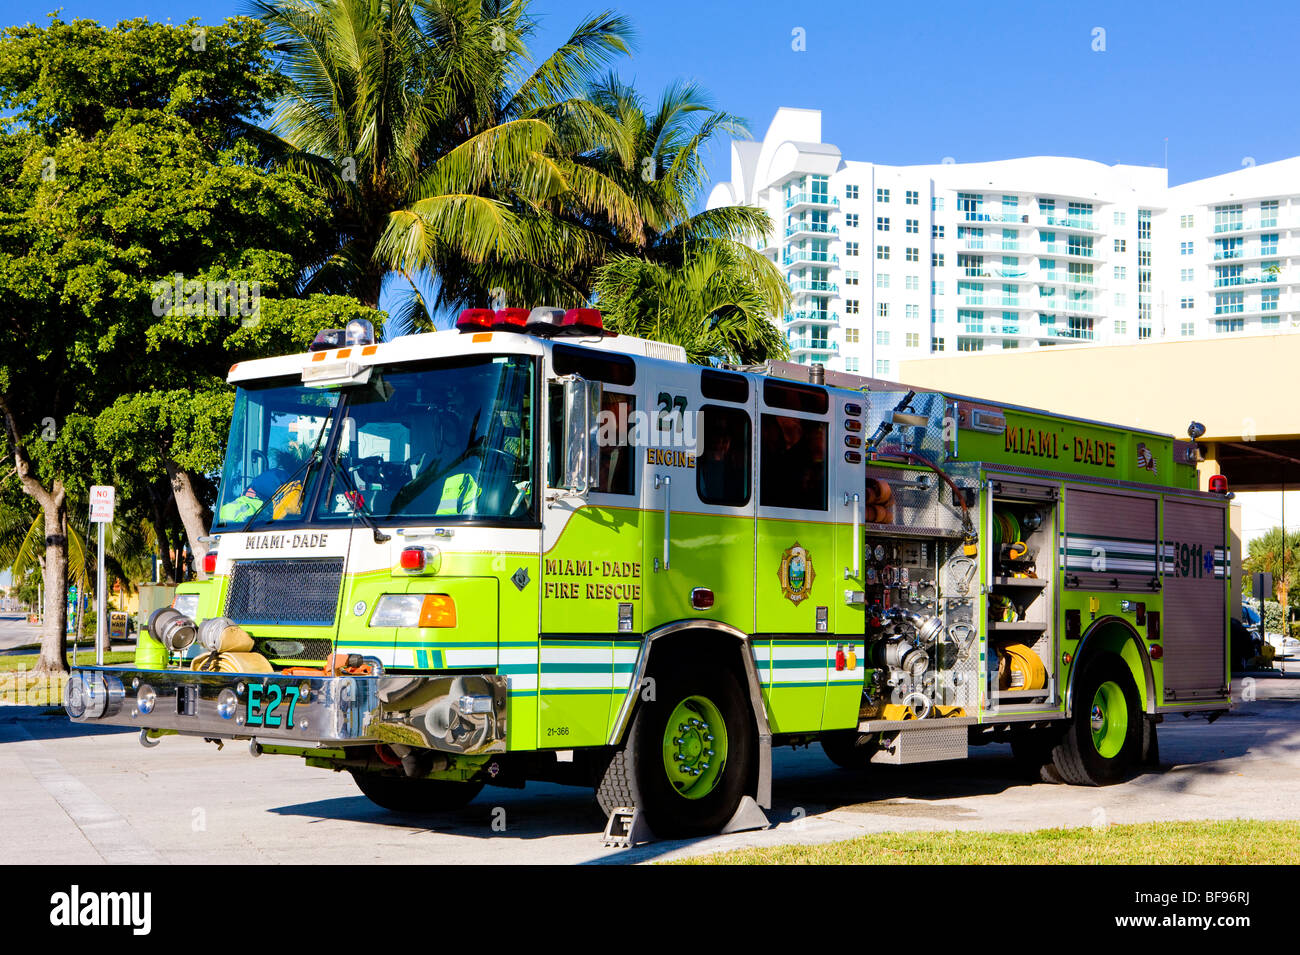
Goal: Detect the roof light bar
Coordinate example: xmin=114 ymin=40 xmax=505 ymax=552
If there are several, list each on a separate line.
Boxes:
xmin=493 ymin=308 xmax=530 ymax=330
xmin=456 ymin=309 xmax=494 ymax=332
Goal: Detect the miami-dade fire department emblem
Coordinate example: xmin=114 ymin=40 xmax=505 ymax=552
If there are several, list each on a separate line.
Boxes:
xmin=778 ymin=543 xmax=815 ymax=605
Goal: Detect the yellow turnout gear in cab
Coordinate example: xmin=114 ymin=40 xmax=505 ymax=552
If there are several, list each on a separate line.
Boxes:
xmin=437 ymin=472 xmax=480 ymax=515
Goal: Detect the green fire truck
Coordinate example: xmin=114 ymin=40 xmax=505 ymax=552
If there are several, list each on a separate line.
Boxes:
xmin=66 ymin=307 xmax=1232 ymax=838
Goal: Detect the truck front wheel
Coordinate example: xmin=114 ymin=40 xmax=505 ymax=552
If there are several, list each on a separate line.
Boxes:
xmin=350 ymin=770 xmax=484 ymax=813
xmin=597 ymin=666 xmax=755 ymax=838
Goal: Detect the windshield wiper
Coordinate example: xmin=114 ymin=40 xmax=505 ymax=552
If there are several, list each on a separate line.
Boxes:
xmin=238 ymin=447 xmax=324 ymax=534
xmin=325 ymin=452 xmax=391 ymax=544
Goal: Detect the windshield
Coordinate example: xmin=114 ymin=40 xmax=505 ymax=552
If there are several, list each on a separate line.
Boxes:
xmin=213 ymin=355 xmax=536 ymax=531
xmin=213 ymin=382 xmax=338 ymax=530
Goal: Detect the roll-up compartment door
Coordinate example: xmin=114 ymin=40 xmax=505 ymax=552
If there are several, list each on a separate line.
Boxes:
xmin=1161 ymin=499 xmax=1229 ymax=701
xmin=1063 ymin=488 xmax=1159 ymax=590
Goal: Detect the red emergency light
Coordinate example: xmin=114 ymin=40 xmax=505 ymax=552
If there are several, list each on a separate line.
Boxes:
xmin=493 ymin=308 xmax=530 ymax=330
xmin=399 ymin=547 xmax=426 ymax=571
xmin=456 ymin=309 xmax=495 ymax=332
xmin=1208 ymin=474 xmax=1229 ymax=495
xmin=563 ymin=308 xmax=604 ymax=334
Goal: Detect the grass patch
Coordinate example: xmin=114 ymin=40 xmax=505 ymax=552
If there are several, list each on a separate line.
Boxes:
xmin=0 ymin=651 xmax=135 ymax=706
xmin=673 ymin=820 xmax=1300 ymax=865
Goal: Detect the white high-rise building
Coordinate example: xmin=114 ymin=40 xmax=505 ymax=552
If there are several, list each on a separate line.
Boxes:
xmin=707 ymin=107 xmax=1300 ymax=378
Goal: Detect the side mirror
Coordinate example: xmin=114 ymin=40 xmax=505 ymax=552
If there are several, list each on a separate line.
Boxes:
xmin=558 ymin=376 xmax=601 ymax=496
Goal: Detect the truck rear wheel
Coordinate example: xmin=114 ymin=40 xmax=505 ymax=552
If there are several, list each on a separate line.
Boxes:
xmin=350 ymin=770 xmax=484 ymax=813
xmin=596 ymin=666 xmax=755 ymax=838
xmin=1051 ymin=656 xmax=1143 ymax=786
xmin=820 ymin=730 xmax=879 ymax=770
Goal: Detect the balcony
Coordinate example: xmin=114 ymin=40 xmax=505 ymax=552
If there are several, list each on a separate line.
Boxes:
xmin=789 ymin=280 xmax=838 ymax=294
xmin=1211 ymin=220 xmax=1279 ymax=235
xmin=961 ymin=237 xmax=1024 ymax=252
xmin=784 ymin=192 xmax=839 ymax=211
xmin=784 ymin=311 xmax=840 ymax=325
xmin=962 ymin=212 xmax=1031 ymax=225
xmin=1040 ymin=242 xmax=1102 ymax=261
xmin=787 ymin=339 xmax=839 ymax=355
xmin=1040 ymin=270 xmax=1097 ymax=285
xmin=1213 ymin=273 xmax=1280 ymax=288
xmin=785 ymin=221 xmax=839 ymax=239
xmin=782 ymin=249 xmax=839 ymax=267
xmin=1043 ymin=214 xmax=1099 ymax=232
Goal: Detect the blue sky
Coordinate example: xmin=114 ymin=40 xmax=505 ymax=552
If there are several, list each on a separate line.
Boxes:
xmin=8 ymin=0 xmax=1300 ymax=324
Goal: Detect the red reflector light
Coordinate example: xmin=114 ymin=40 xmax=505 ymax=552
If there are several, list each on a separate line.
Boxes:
xmin=456 ymin=309 xmax=494 ymax=331
xmin=690 ymin=587 xmax=715 ymax=610
xmin=493 ymin=308 xmax=529 ymax=329
xmin=400 ymin=547 xmax=426 ymax=571
xmin=1149 ymin=644 xmax=1163 ymax=659
xmin=562 ymin=308 xmax=604 ymax=333
xmin=1209 ymin=474 xmax=1229 ymax=494
xmin=202 ymin=552 xmax=217 ymax=574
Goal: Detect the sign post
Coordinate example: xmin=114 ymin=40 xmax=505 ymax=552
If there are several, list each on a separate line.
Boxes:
xmin=89 ymin=486 xmax=115 ymax=665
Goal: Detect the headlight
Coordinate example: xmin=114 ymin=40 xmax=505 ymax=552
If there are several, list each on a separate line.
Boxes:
xmin=370 ymin=594 xmax=456 ymax=628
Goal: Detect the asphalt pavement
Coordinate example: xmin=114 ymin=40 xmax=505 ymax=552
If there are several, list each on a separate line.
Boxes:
xmin=2 ymin=672 xmax=1298 ymax=864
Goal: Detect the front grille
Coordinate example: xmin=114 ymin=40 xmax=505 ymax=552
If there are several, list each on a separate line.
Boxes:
xmin=224 ymin=558 xmax=343 ymax=628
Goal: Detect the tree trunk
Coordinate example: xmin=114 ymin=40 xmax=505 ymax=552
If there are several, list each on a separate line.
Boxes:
xmin=37 ymin=492 xmax=70 ymax=673
xmin=148 ymin=489 xmax=177 ymax=585
xmin=166 ymin=461 xmax=209 ymax=580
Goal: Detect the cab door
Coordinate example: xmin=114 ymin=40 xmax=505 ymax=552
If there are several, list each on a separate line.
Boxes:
xmin=641 ymin=368 xmax=756 ymax=636
xmin=754 ymin=377 xmax=835 ymax=733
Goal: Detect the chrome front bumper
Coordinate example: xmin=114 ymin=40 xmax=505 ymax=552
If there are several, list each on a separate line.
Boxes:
xmin=66 ymin=666 xmax=508 ymax=754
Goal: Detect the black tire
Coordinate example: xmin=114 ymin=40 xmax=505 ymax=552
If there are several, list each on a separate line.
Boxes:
xmin=1051 ymin=655 xmax=1143 ymax=786
xmin=820 ymin=730 xmax=879 ymax=770
xmin=350 ymin=770 xmax=484 ymax=813
xmin=595 ymin=665 xmax=755 ymax=838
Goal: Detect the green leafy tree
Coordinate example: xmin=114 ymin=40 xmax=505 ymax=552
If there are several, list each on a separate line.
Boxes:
xmin=0 ymin=16 xmax=350 ymax=671
xmin=1244 ymin=526 xmax=1300 ymax=611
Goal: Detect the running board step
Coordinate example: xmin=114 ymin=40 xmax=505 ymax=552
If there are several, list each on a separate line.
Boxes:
xmin=871 ymin=725 xmax=968 ymax=765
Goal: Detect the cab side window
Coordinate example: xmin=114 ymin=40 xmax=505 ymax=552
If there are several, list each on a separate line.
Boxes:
xmin=596 ymin=391 xmax=635 ymax=494
xmin=696 ymin=405 xmax=751 ymax=506
xmin=759 ymin=413 xmax=828 ymax=510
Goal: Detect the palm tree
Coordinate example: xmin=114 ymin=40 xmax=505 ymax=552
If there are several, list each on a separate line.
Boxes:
xmin=593 ymin=244 xmax=789 ymax=365
xmin=1245 ymin=526 xmax=1300 ymax=611
xmin=253 ymin=0 xmax=638 ymax=331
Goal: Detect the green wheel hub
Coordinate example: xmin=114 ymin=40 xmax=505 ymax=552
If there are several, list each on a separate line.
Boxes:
xmin=662 ymin=695 xmax=728 ymax=800
xmin=1089 ymin=680 xmax=1128 ymax=759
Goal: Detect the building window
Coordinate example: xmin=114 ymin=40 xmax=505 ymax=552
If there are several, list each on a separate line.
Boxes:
xmin=1180 ymin=297 xmax=1194 ymax=309
xmin=845 ymin=241 xmax=859 ymax=256
xmin=1214 ymin=292 xmax=1244 ymax=315
xmin=875 ymin=359 xmax=891 ymax=375
xmin=1038 ymin=198 xmax=1055 ymax=213
xmin=1180 ymin=321 xmax=1195 ymax=336
xmin=906 ymin=218 xmax=919 ymax=234
xmin=1261 ymin=200 xmax=1279 ymax=227
xmin=1262 ymin=288 xmax=1279 ymax=311
xmin=1068 ymin=235 xmax=1093 ymax=257
xmin=877 ymin=217 xmax=890 ymax=232
xmin=1180 ymin=268 xmax=1194 ymax=281
xmin=1215 ymin=318 xmax=1244 ymax=333
xmin=906 ymin=247 xmax=919 ymax=262
xmin=932 ymin=308 xmax=944 ymax=322
xmin=845 ymin=270 xmax=859 ymax=286
xmin=877 ymin=303 xmax=889 ymax=318
xmin=1180 ymin=214 xmax=1194 ymax=228
xmin=1137 ymin=210 xmax=1152 ymax=239
xmin=932 ymin=196 xmax=945 ymax=212
xmin=876 ymin=188 xmax=890 ymax=203
xmin=957 ymin=338 xmax=984 ymax=352
xmin=876 ymin=245 xmax=890 ymax=260
xmin=932 ymin=252 xmax=945 ymax=268
xmin=1180 ymin=241 xmax=1194 ymax=255
xmin=845 ymin=357 xmax=859 ymax=372
xmin=931 ymin=337 xmax=945 ymax=352
xmin=1114 ymin=239 xmax=1126 ymax=253
xmin=760 ymin=414 xmax=827 ymax=511
xmin=1112 ymin=266 xmax=1127 ymax=281
xmin=905 ymin=304 xmax=920 ymax=320
xmin=845 ymin=184 xmax=859 ymax=199
xmin=845 ymin=328 xmax=860 ymax=343
xmin=1261 ymin=234 xmax=1279 ymax=256
xmin=1113 ymin=211 xmax=1127 ymax=226
xmin=906 ymin=190 xmax=919 ymax=205
xmin=1214 ymin=203 xmax=1243 ymax=232
xmin=876 ymin=330 xmax=889 ymax=346
xmin=905 ymin=332 xmax=919 ymax=347
xmin=1113 ymin=320 xmax=1127 ymax=334
xmin=932 ymin=224 xmax=945 ymax=238
xmin=845 ymin=299 xmax=860 ymax=314
xmin=1114 ymin=292 xmax=1127 ymax=306
xmin=905 ymin=275 xmax=920 ymax=291
xmin=932 ymin=280 xmax=945 ymax=295
xmin=845 ymin=213 xmax=859 ymax=228
xmin=876 ymin=273 xmax=889 ymax=288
